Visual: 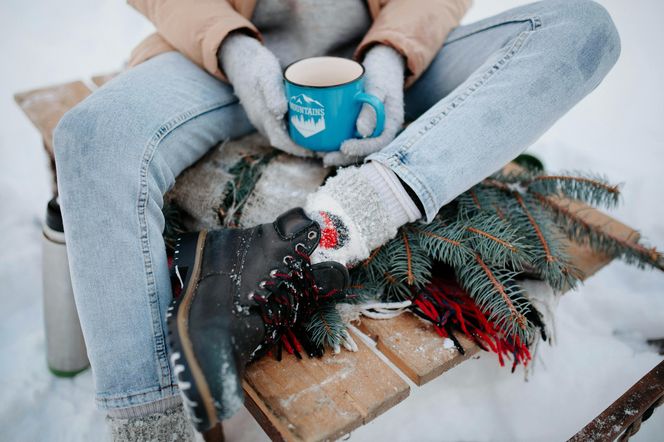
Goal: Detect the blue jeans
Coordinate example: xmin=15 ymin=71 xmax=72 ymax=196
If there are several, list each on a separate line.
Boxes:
xmin=54 ymin=0 xmax=620 ymax=414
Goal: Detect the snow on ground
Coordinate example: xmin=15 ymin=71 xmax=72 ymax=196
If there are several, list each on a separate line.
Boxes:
xmin=0 ymin=0 xmax=662 ymax=441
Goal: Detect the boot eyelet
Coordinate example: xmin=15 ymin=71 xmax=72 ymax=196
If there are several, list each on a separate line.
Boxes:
xmin=259 ymin=281 xmax=267 ymax=289
xmin=308 ymin=230 xmax=318 ymax=240
xmin=269 ymin=269 xmax=278 ymax=278
xmin=295 ymin=243 xmax=306 ymax=253
xmin=248 ymin=291 xmax=255 ymax=300
xmin=283 ymin=255 xmax=294 ymax=265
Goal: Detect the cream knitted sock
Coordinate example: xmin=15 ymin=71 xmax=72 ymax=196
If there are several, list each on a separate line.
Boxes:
xmin=305 ymin=161 xmax=421 ymax=266
xmin=106 ymin=403 xmax=195 ymax=442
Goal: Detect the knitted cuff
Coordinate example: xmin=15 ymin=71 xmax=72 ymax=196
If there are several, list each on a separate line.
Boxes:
xmin=360 ymin=161 xmax=421 ymax=226
xmin=106 ymin=403 xmax=195 ymax=442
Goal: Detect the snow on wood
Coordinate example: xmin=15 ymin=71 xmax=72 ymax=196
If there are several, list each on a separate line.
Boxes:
xmin=243 ymin=332 xmax=409 ymax=442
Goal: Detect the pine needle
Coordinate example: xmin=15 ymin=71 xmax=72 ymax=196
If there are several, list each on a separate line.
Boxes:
xmin=514 ymin=192 xmax=554 ymax=262
xmin=474 ymin=254 xmax=528 ymax=331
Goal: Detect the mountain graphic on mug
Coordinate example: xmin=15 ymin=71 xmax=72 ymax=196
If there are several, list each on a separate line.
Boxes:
xmin=289 ymin=94 xmax=326 ymax=138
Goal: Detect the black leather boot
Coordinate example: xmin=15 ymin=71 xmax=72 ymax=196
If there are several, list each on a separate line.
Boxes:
xmin=167 ymin=208 xmax=349 ymax=432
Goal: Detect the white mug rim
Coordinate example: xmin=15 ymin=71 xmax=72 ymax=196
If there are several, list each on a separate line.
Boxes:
xmin=283 ymin=56 xmax=365 ymax=89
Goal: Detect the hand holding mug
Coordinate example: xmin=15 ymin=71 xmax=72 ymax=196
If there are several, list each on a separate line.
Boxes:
xmin=219 ymin=33 xmax=313 ymax=158
xmin=322 ymin=46 xmax=406 ymax=167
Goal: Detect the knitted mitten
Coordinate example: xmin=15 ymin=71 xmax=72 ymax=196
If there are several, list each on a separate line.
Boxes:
xmin=219 ymin=33 xmax=312 ymax=158
xmin=322 ymin=45 xmax=406 ymax=167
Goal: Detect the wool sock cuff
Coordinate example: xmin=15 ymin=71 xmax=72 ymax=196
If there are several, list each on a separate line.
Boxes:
xmin=106 ymin=403 xmax=195 ymax=442
xmin=359 ymin=161 xmax=422 ymax=226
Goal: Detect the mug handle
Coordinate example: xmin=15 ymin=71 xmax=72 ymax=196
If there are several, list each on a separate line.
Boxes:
xmin=354 ymin=92 xmax=385 ymax=138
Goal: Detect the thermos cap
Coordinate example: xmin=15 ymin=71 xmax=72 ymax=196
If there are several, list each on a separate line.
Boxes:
xmin=45 ymin=197 xmax=64 ymax=233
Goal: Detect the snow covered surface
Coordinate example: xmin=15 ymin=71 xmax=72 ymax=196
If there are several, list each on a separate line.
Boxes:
xmin=1 ymin=0 xmax=663 ymax=440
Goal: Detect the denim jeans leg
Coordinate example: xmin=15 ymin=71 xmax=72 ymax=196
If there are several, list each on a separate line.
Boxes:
xmin=367 ymin=0 xmax=621 ymax=222
xmin=53 ymin=52 xmax=254 ymax=414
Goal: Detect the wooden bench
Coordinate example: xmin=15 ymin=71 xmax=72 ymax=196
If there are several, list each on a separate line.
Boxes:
xmin=15 ymin=75 xmax=645 ymax=442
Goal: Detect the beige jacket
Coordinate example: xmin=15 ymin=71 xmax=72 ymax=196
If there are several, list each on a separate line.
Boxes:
xmin=127 ymin=0 xmax=471 ymax=87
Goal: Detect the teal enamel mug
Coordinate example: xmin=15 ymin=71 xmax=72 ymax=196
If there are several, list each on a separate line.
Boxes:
xmin=283 ymin=56 xmax=385 ymax=152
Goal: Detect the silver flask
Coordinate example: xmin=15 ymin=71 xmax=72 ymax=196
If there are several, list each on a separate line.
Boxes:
xmin=42 ymin=197 xmax=89 ymax=376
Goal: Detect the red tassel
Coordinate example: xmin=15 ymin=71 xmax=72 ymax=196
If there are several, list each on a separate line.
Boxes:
xmin=411 ymin=277 xmax=532 ymax=369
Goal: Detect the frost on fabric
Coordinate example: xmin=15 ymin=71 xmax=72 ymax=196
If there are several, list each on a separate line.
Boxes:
xmin=166 ymin=133 xmax=274 ymax=230
xmin=239 ymin=154 xmax=328 ymax=228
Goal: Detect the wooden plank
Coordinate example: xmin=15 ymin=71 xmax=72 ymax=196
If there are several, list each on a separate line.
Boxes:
xmin=569 ymin=360 xmax=664 ymax=442
xmin=360 ymin=203 xmax=639 ymax=386
xmin=243 ymin=333 xmax=410 ymax=442
xmin=91 ymin=72 xmax=119 ymax=88
xmin=14 ymin=81 xmax=92 ymax=157
xmin=358 ymin=314 xmax=481 ymax=386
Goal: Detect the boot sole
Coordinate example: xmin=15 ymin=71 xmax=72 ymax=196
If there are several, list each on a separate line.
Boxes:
xmin=167 ymin=230 xmax=219 ymax=432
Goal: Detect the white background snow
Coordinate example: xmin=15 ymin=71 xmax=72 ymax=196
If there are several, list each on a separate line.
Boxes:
xmin=1 ymin=0 xmax=663 ymax=440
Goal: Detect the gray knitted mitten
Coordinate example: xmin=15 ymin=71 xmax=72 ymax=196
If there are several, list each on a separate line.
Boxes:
xmin=323 ymin=45 xmax=406 ymax=166
xmin=106 ymin=404 xmax=195 ymax=442
xmin=219 ymin=33 xmax=313 ymax=158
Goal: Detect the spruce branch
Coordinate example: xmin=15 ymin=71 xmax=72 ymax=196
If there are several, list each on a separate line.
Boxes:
xmin=469 ymin=188 xmax=482 ymax=209
xmin=413 ymin=220 xmax=473 ymax=267
xmin=402 ymin=230 xmax=416 ymax=286
xmin=457 ymin=185 xmax=509 ymax=217
xmin=385 ymin=230 xmax=432 ymax=299
xmin=513 ymin=192 xmax=553 ymax=262
xmin=455 ymin=254 xmax=534 ymax=342
xmin=474 ymin=255 xmax=528 ymax=331
xmin=220 ymin=152 xmax=275 ymax=226
xmin=510 ymin=192 xmax=580 ymax=291
xmin=526 ymin=172 xmax=621 ymax=208
xmin=533 ymin=192 xmax=664 ymax=272
xmin=162 ymin=202 xmax=187 ymax=252
xmin=461 ymin=212 xmax=534 ymax=270
xmin=305 ymin=303 xmax=346 ymax=349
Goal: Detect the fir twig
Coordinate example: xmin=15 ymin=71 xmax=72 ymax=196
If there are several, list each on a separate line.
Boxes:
xmin=526 ymin=173 xmax=621 ymax=208
xmin=455 ymin=254 xmax=534 ymax=342
xmin=474 ymin=254 xmax=528 ymax=332
xmin=513 ymin=192 xmax=554 ymax=263
xmin=402 ymin=230 xmax=415 ymax=286
xmin=305 ymin=303 xmax=345 ymax=349
xmin=533 ymin=192 xmax=664 ymax=272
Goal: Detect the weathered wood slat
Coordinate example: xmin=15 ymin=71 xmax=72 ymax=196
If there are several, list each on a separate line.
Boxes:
xmin=359 ymin=199 xmax=639 ymax=386
xmin=358 ymin=314 xmax=480 ymax=386
xmin=91 ymin=72 xmax=119 ymax=88
xmin=569 ymin=360 xmax=664 ymax=442
xmin=243 ymin=333 xmax=410 ymax=442
xmin=14 ymin=81 xmax=92 ymax=157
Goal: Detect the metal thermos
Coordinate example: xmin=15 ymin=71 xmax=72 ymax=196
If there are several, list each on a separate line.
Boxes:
xmin=42 ymin=197 xmax=89 ymax=376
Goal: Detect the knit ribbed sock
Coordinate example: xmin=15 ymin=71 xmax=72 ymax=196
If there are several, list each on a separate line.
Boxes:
xmin=305 ymin=161 xmax=421 ymax=266
xmin=106 ymin=403 xmax=195 ymax=442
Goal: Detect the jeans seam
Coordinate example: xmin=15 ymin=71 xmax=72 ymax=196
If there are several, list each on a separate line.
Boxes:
xmin=96 ymin=384 xmax=180 ymax=409
xmin=445 ymin=14 xmax=542 ymax=45
xmin=136 ymin=98 xmax=239 ymax=391
xmin=385 ymin=19 xmax=541 ymax=219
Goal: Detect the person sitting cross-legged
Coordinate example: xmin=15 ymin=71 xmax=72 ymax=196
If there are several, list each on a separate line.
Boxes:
xmin=53 ymin=0 xmax=621 ymax=439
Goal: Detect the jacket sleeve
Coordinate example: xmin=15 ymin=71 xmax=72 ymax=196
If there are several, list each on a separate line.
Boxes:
xmin=355 ymin=0 xmax=472 ymax=87
xmin=127 ymin=0 xmax=261 ymax=81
